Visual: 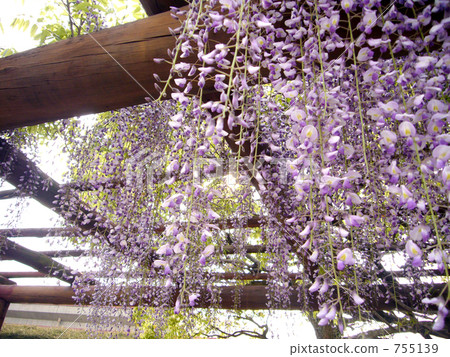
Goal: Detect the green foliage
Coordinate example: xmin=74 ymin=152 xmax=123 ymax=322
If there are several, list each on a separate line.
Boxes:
xmin=133 ymin=307 xmax=215 ymax=339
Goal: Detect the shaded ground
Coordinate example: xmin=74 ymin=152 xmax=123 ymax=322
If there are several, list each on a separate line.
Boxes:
xmin=0 ymin=324 xmax=133 ymax=339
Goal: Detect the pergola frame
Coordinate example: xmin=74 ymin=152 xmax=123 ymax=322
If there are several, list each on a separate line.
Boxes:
xmin=0 ymin=0 xmax=447 ymax=336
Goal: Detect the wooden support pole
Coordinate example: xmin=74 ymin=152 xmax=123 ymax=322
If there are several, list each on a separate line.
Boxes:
xmin=0 ymin=298 xmax=9 ymax=331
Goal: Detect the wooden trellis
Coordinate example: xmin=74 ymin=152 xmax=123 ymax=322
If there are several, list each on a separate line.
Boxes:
xmin=0 ymin=0 xmax=448 ymax=336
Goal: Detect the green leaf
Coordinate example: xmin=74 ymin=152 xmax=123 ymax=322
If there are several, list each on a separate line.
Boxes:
xmin=30 ymin=24 xmax=38 ymax=37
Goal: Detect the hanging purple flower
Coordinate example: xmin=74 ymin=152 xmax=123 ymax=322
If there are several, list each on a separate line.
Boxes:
xmin=344 ymin=215 xmax=365 ymax=227
xmin=399 ymin=121 xmax=416 ymax=137
xmin=409 ymin=225 xmax=431 ymax=242
xmin=336 ymin=248 xmax=356 ymax=270
xmin=352 ymin=292 xmax=365 ymax=305
xmin=309 ymin=277 xmax=321 ymax=293
xmin=189 ymin=293 xmax=200 ymax=307
xmin=405 ymin=240 xmax=423 ymax=267
xmin=199 ymin=244 xmax=215 ymax=266
xmin=432 ymin=145 xmax=450 ymax=169
xmin=341 ymin=0 xmax=353 ymax=13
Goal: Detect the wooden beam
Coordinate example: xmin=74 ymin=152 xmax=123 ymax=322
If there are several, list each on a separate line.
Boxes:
xmin=0 ymin=10 xmax=182 ymax=130
xmin=0 ymin=138 xmax=107 ymax=237
xmin=0 ymin=227 xmax=77 ymax=238
xmin=0 ymin=284 xmax=443 ymax=312
xmin=0 ymin=249 xmax=85 ymax=260
xmin=0 ymin=189 xmax=22 ymax=200
xmin=0 ymin=239 xmax=78 ymax=285
xmin=0 ymin=272 xmax=46 ymax=279
xmin=139 ymin=0 xmax=187 ymax=16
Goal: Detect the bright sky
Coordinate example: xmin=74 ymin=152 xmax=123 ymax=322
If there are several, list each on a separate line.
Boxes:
xmin=0 ymin=0 xmax=49 ymax=52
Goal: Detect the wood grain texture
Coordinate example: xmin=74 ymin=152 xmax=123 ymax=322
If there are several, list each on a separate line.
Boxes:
xmin=0 ymin=11 xmax=180 ymax=129
xmin=0 ymin=284 xmax=442 ymax=312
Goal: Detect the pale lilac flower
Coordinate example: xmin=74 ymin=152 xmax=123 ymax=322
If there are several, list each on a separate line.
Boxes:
xmin=428 ymin=249 xmax=446 ymax=273
xmin=317 ymin=304 xmax=329 ymax=319
xmin=156 ymin=244 xmax=173 ymax=256
xmin=325 ymin=305 xmax=337 ymax=320
xmin=427 ymin=99 xmax=446 ymax=113
xmin=207 ymin=208 xmax=220 ymax=220
xmin=405 ymin=240 xmax=423 ymax=267
xmin=422 ymin=296 xmax=448 ymax=331
xmin=309 ymin=278 xmax=321 ymax=293
xmin=442 ymin=166 xmax=450 ymax=188
xmin=154 ymin=260 xmax=171 ymax=275
xmin=336 ymin=248 xmax=356 ymax=270
xmin=432 ymin=145 xmax=450 ymax=168
xmin=174 ymin=297 xmax=181 ymax=314
xmin=415 ymin=56 xmax=437 ymax=71
xmin=362 ymin=9 xmax=377 ymax=31
xmin=379 ymin=101 xmax=399 ymax=113
xmin=189 ymin=293 xmax=200 ymax=307
xmin=345 ymin=192 xmax=362 ymax=206
xmin=357 ymin=47 xmax=373 ymax=62
xmin=341 ymin=0 xmax=353 ymax=13
xmin=300 ymin=125 xmax=318 ymax=142
xmin=380 ymin=130 xmax=397 ymax=146
xmin=299 ymin=225 xmax=311 ymax=237
xmin=199 ymin=244 xmax=215 ymax=265
xmin=386 ymin=160 xmax=401 ymax=183
xmin=344 ymin=214 xmax=365 ymax=227
xmin=352 ymin=292 xmax=365 ymax=305
xmin=162 ymin=193 xmax=184 ymax=208
xmin=309 ymin=249 xmax=319 ymax=262
xmin=399 ymin=121 xmax=416 ymax=137
xmin=290 ymin=108 xmax=306 ymax=123
xmin=409 ymin=225 xmax=430 ymax=242
xmin=400 ymin=185 xmax=416 ymax=209
xmin=247 ymin=65 xmax=260 ymax=75
xmin=319 ymin=279 xmax=330 ymax=295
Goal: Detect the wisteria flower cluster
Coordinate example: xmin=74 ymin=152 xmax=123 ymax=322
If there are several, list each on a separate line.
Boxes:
xmin=50 ymin=0 xmax=450 ymax=337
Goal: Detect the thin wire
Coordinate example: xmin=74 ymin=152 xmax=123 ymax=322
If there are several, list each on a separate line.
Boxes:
xmin=87 ymin=32 xmax=156 ymax=101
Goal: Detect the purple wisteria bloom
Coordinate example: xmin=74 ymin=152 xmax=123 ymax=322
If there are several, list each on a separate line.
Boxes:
xmin=336 ymin=248 xmax=356 ymax=270
xmin=405 ymin=240 xmax=423 ymax=267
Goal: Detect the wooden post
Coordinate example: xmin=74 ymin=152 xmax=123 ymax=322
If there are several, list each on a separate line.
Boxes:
xmin=0 ymin=298 xmax=10 ymax=331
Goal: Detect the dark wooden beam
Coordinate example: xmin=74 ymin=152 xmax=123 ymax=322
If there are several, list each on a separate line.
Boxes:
xmin=0 ymin=239 xmax=78 ymax=285
xmin=139 ymin=0 xmax=187 ymax=16
xmin=0 ymin=189 xmax=22 ymax=200
xmin=0 ymin=227 xmax=77 ymax=238
xmin=0 ymin=138 xmax=106 ymax=237
xmin=0 ymin=275 xmax=16 ymax=285
xmin=0 ymin=9 xmax=182 ymax=130
xmin=0 ymin=249 xmax=85 ymax=260
xmin=0 ymin=284 xmax=442 ymax=312
xmin=0 ymin=272 xmax=46 ymax=279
